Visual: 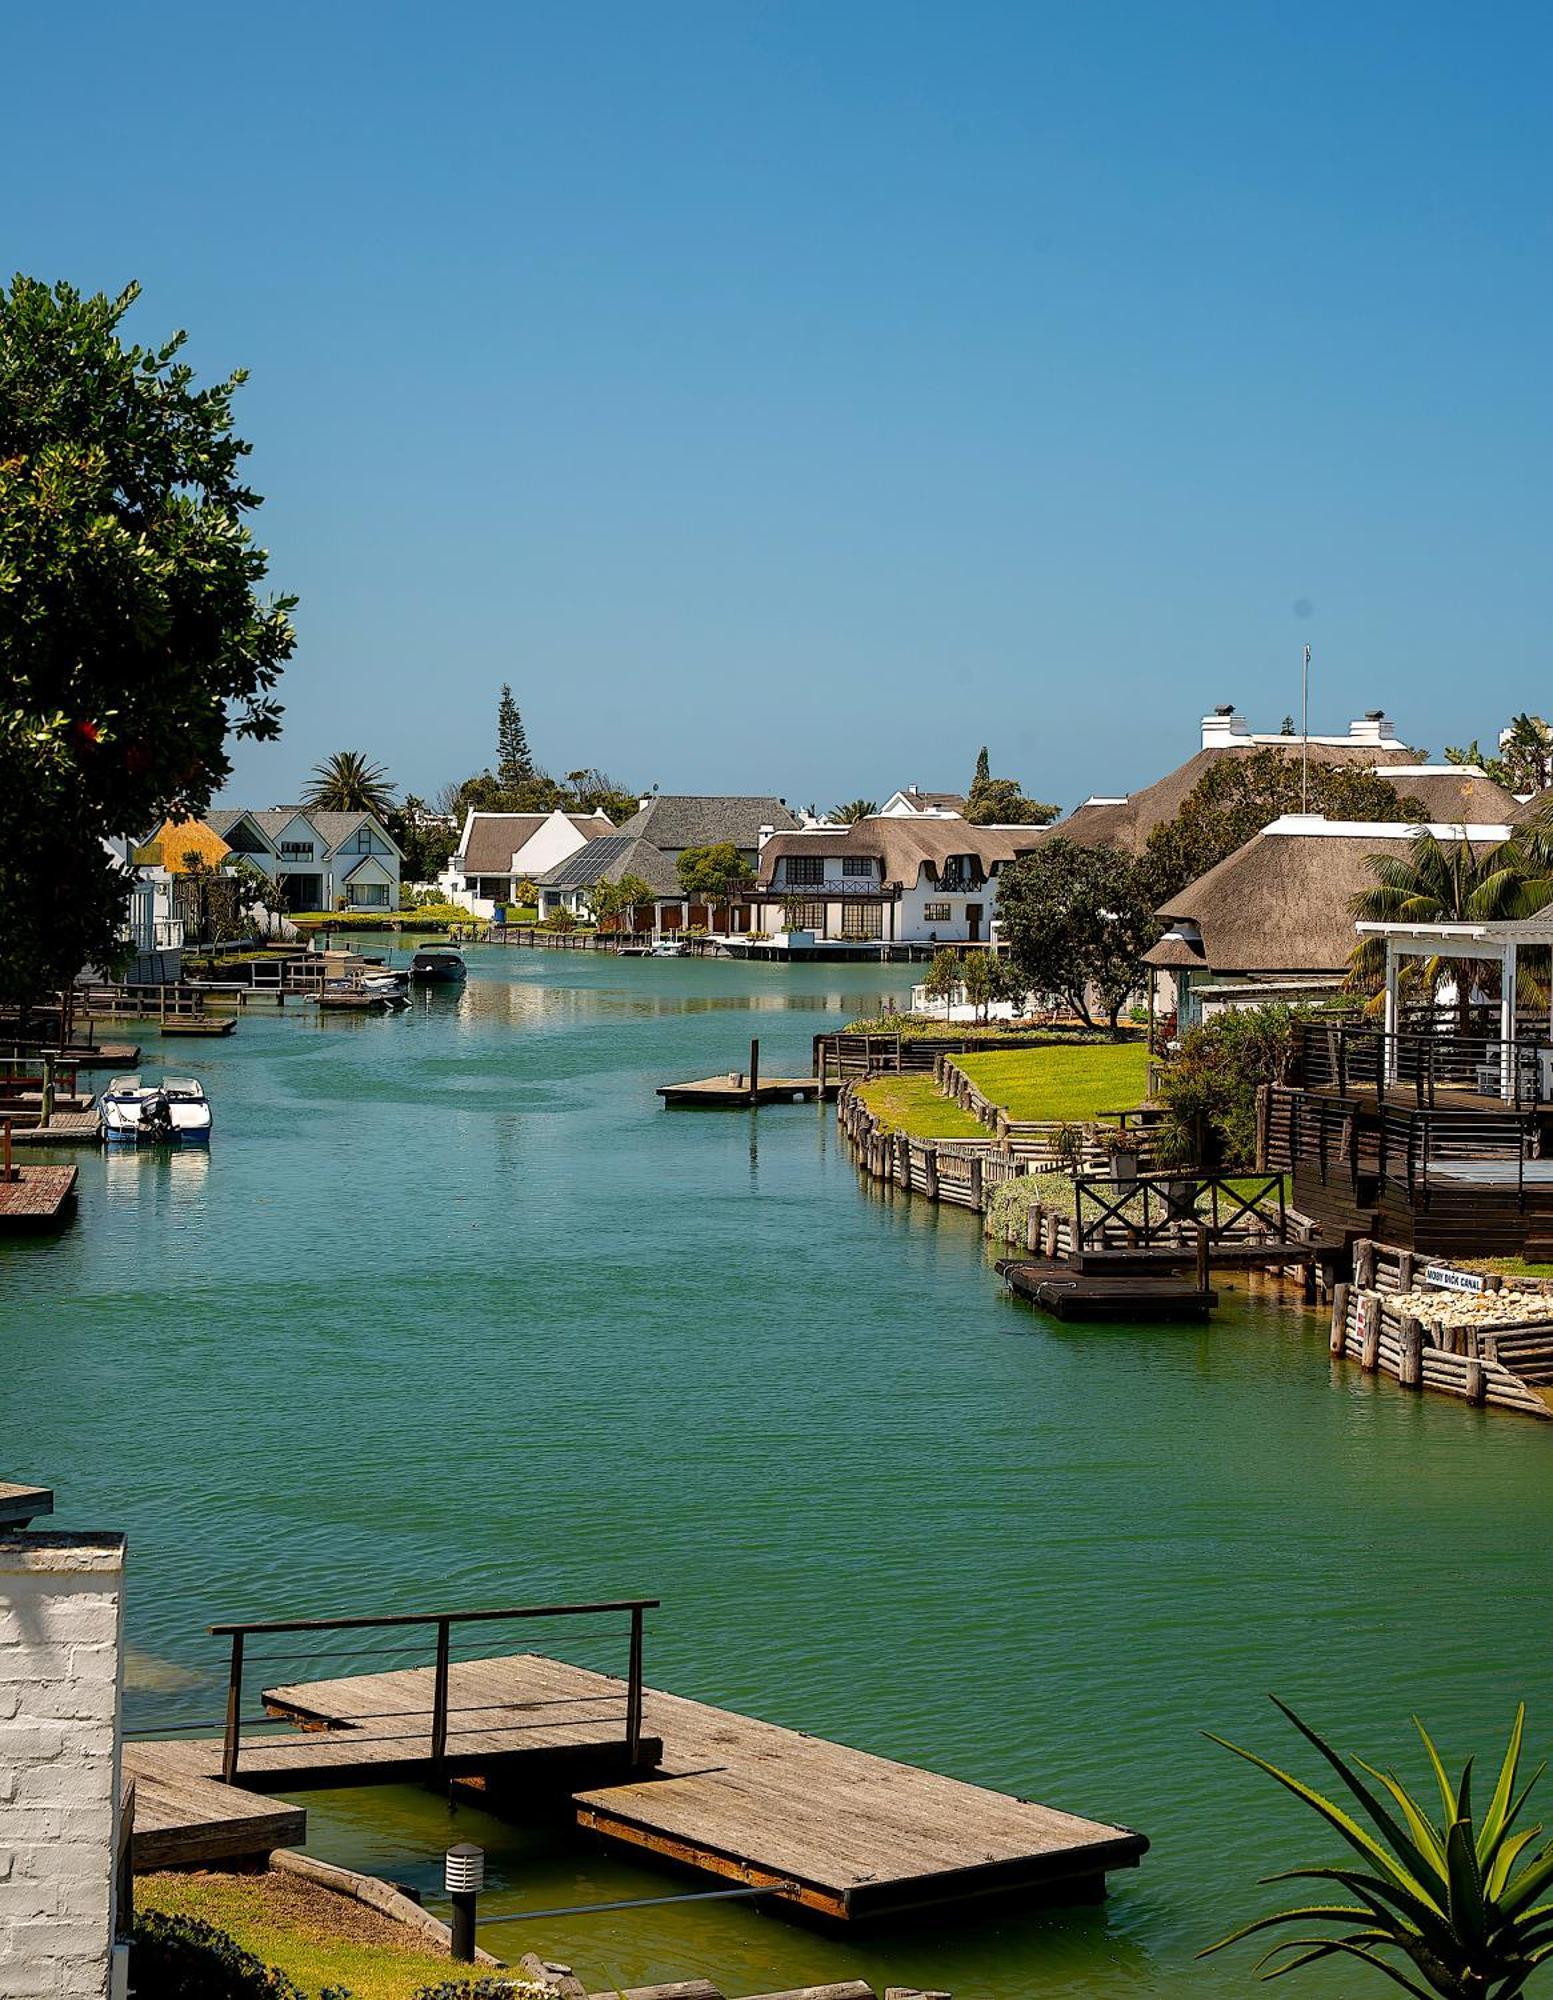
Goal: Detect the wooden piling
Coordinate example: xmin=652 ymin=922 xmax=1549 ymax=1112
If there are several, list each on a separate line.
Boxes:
xmin=968 ymin=1154 xmax=984 ymax=1211
xmin=749 ymin=1038 xmax=760 ymax=1098
xmin=1025 ymin=1204 xmax=1041 ymax=1254
xmin=1360 ymin=1299 xmax=1381 ymax=1372
xmin=1353 ymin=1238 xmax=1375 ymax=1289
xmin=1329 ymin=1282 xmax=1349 ymax=1357
xmin=1465 ymin=1359 xmax=1488 ymax=1406
xmin=1399 ymin=1315 xmax=1423 ymax=1390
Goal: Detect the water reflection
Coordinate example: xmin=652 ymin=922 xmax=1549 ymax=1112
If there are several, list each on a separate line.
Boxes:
xmin=102 ymin=1144 xmax=210 ymax=1212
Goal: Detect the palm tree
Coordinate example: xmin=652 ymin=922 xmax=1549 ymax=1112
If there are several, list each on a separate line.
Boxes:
xmin=831 ymin=799 xmax=879 ymax=823
xmin=1205 ymin=1698 xmax=1553 ymax=1998
xmin=1347 ymin=830 xmax=1552 ymax=1032
xmin=302 ymin=751 xmax=396 ymax=816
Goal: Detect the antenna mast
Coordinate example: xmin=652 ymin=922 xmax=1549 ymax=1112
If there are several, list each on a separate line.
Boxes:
xmin=1301 ymin=644 xmax=1311 ymax=812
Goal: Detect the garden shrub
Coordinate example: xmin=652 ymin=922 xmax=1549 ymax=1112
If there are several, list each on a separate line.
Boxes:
xmin=130 ymin=1913 xmax=314 ymax=2000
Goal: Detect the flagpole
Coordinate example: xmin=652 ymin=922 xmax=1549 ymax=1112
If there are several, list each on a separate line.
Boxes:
xmin=1301 ymin=644 xmax=1311 ymax=812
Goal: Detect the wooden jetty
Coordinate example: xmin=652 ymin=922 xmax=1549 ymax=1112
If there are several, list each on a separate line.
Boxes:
xmin=0 ymin=1163 xmax=79 ymax=1230
xmin=0 ymin=1481 xmax=53 ymax=1527
xmin=6 ymin=1110 xmax=101 ymax=1148
xmin=126 ymin=1599 xmax=1146 ymax=1921
xmin=660 ymin=1039 xmax=835 ymax=1108
xmin=997 ymin=1253 xmax=1216 ymax=1323
xmin=158 ymin=1016 xmax=237 ymax=1037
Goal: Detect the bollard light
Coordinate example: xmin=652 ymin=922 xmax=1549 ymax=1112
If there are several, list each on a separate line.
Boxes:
xmin=446 ymin=1843 xmax=484 ymax=1961
xmin=444 ymin=1844 xmax=485 ymax=1895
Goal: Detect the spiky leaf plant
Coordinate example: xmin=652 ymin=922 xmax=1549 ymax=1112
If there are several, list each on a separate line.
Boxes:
xmin=1204 ymin=1699 xmax=1553 ymax=1998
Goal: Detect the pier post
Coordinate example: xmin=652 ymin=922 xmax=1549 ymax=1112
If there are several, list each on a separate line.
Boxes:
xmin=430 ymin=1618 xmax=451 ymax=1772
xmin=1360 ymin=1299 xmax=1381 ymax=1373
xmin=1399 ymin=1316 xmax=1423 ymax=1390
xmin=923 ymin=1146 xmax=939 ymax=1200
xmin=39 ymin=1054 xmax=54 ymax=1128
xmin=1465 ymin=1358 xmax=1487 ymax=1407
xmin=968 ymin=1154 xmax=984 ymax=1211
xmin=1026 ymin=1203 xmax=1041 ymax=1254
xmin=626 ymin=1604 xmax=645 ymax=1765
xmin=220 ymin=1632 xmax=245 ymax=1784
xmin=749 ymin=1038 xmax=760 ymax=1100
xmin=1329 ymin=1282 xmax=1350 ymax=1357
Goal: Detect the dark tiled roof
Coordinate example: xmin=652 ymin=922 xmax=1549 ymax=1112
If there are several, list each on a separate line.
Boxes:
xmin=534 ymin=835 xmax=681 ymax=897
xmin=614 ymin=796 xmax=800 ymax=852
xmin=458 ymin=812 xmax=616 ymax=874
xmin=890 ymin=788 xmax=967 ymax=812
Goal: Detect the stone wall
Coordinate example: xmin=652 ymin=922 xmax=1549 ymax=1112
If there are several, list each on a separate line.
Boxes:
xmin=0 ymin=1533 xmax=125 ymax=1999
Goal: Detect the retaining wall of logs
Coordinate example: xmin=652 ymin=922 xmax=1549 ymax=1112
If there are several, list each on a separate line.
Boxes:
xmin=1329 ymin=1240 xmax=1553 ymax=1421
xmin=933 ymin=1056 xmax=1162 ymax=1171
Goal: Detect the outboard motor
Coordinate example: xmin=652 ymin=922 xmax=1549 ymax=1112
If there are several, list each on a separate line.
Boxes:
xmin=143 ymin=1090 xmax=174 ymax=1143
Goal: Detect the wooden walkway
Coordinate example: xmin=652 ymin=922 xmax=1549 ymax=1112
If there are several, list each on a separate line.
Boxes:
xmin=128 ymin=1653 xmax=1146 ymax=1920
xmin=0 ymin=1165 xmax=79 ymax=1229
xmin=0 ymin=1480 xmax=53 ymax=1526
xmin=658 ymin=1076 xmax=827 ymax=1107
xmin=997 ymin=1255 xmax=1216 ymax=1322
xmin=6 ymin=1110 xmax=100 ymax=1147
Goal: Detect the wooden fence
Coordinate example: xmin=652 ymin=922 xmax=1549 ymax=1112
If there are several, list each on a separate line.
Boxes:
xmin=934 ymin=1056 xmax=1164 ymax=1171
xmin=1328 ymin=1239 xmax=1553 ymax=1421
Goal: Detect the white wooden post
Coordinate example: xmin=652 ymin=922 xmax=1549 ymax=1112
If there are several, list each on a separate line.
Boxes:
xmin=1382 ymin=938 xmax=1399 ymax=1083
xmin=1501 ymin=939 xmax=1518 ymax=1101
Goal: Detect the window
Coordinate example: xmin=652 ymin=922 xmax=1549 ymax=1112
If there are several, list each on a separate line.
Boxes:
xmin=842 ymin=855 xmax=874 ymax=878
xmin=785 ymin=854 xmax=826 ymax=886
xmin=792 ymin=900 xmax=827 ymax=930
xmin=474 ymin=877 xmax=510 ymax=901
xmin=923 ymin=902 xmax=952 ymax=923
xmin=842 ymin=902 xmax=883 ymax=938
xmin=279 ymin=840 xmax=313 ymax=858
xmin=351 ymin=882 xmax=390 ymax=907
xmin=344 ymin=826 xmax=391 ymax=855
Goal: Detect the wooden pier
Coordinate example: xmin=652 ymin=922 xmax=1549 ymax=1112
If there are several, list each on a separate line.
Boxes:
xmin=0 ymin=1481 xmax=53 ymax=1527
xmin=659 ymin=1040 xmax=835 ymax=1108
xmin=997 ymin=1254 xmax=1216 ymax=1322
xmin=0 ymin=1163 xmax=79 ymax=1229
xmin=5 ymin=1110 xmax=101 ymax=1147
xmin=126 ymin=1600 xmax=1146 ymax=1922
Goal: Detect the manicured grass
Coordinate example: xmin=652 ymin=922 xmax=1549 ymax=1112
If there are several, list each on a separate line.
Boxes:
xmin=856 ymin=1075 xmax=990 ymax=1140
xmin=955 ymin=1041 xmax=1150 ymax=1122
xmin=138 ymin=1870 xmax=459 ymax=2000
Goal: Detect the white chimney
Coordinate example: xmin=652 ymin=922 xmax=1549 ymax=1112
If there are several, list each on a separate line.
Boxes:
xmin=1348 ymin=710 xmax=1398 ymax=745
xmin=1201 ymin=705 xmax=1251 ymax=749
xmin=757 ymin=824 xmax=775 ymax=849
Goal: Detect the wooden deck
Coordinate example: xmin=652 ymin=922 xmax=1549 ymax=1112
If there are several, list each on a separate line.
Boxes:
xmin=128 ymin=1653 xmax=1146 ymax=1919
xmin=0 ymin=1480 xmax=53 ymax=1526
xmin=0 ymin=1165 xmax=79 ymax=1228
xmin=158 ymin=1016 xmax=237 ymax=1037
xmin=997 ymin=1256 xmax=1216 ymax=1322
xmin=658 ymin=1075 xmax=827 ymax=1107
xmin=5 ymin=1110 xmax=100 ymax=1147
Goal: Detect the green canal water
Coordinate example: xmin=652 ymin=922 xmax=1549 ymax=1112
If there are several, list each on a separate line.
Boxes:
xmin=5 ymin=945 xmax=1552 ymax=1998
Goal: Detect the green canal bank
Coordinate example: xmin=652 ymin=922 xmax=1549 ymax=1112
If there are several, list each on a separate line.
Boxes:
xmin=4 ymin=944 xmax=1552 ymax=1998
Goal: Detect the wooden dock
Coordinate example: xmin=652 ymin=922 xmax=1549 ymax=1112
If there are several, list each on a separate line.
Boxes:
xmin=659 ymin=1039 xmax=835 ymax=1108
xmin=6 ymin=1110 xmax=101 ymax=1147
xmin=158 ymin=1016 xmax=237 ymax=1037
xmin=128 ymin=1651 xmax=1145 ymax=1919
xmin=996 ymin=1255 xmax=1217 ymax=1322
xmin=0 ymin=1480 xmax=53 ymax=1526
xmin=0 ymin=1164 xmax=79 ymax=1229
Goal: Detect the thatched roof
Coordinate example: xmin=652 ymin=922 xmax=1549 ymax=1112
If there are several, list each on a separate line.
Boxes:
xmin=137 ymin=818 xmax=231 ymax=873
xmin=1511 ymin=787 xmax=1553 ymax=826
xmin=1052 ymin=739 xmax=1423 ymax=855
xmin=755 ymin=816 xmax=1045 ymax=889
xmin=615 ymin=796 xmax=800 ymax=853
xmin=1144 ymin=817 xmax=1512 ymax=975
xmin=1374 ymin=767 xmax=1521 ymax=821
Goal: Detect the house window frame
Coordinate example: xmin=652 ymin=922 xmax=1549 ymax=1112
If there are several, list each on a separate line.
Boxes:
xmin=785 ymin=854 xmax=827 ymax=886
xmin=841 ymin=855 xmax=874 ymax=879
xmin=923 ymin=901 xmax=953 ymax=923
xmin=841 ymin=901 xmax=883 ymax=938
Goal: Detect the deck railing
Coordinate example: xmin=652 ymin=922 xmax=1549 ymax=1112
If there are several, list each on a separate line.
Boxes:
xmin=1294 ymin=1021 xmax=1549 ymax=1109
xmin=1073 ymin=1171 xmax=1290 ymax=1250
xmin=211 ymin=1595 xmax=658 ymax=1785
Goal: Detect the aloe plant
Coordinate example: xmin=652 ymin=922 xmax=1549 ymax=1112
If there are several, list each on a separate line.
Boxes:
xmin=1204 ymin=1698 xmax=1553 ymax=1997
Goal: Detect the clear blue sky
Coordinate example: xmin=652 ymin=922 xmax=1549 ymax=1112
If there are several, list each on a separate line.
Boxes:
xmin=9 ymin=2 xmax=1551 ymax=812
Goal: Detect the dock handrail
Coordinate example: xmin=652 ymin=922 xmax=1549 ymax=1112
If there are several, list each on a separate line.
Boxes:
xmin=211 ymin=1595 xmax=659 ymax=1785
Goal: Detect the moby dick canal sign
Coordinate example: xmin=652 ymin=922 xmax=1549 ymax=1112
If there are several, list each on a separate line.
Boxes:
xmin=1423 ymin=1265 xmax=1487 ymax=1294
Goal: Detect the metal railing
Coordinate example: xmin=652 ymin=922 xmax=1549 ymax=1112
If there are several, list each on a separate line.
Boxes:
xmin=212 ymin=1595 xmax=657 ymax=1785
xmin=1294 ymin=1021 xmax=1549 ymax=1110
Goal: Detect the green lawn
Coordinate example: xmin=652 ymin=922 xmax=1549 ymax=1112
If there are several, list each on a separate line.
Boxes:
xmin=139 ymin=1871 xmax=461 ymax=2000
xmin=955 ymin=1041 xmax=1150 ymax=1122
xmin=856 ymin=1075 xmax=990 ymax=1140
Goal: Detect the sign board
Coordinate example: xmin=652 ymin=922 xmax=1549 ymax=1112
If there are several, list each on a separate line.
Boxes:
xmin=1423 ymin=1264 xmax=1485 ymax=1295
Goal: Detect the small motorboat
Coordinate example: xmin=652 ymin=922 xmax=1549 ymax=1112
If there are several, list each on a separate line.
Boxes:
xmin=410 ymin=945 xmax=467 ymax=984
xmin=650 ymin=940 xmax=685 ymax=958
xmin=99 ymin=1075 xmax=212 ymax=1145
xmin=357 ymin=970 xmax=409 ymax=1000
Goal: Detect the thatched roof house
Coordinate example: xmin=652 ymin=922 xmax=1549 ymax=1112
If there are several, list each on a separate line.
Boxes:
xmin=1144 ymin=813 xmax=1515 ymax=1024
xmin=1052 ymin=706 xmax=1423 ymax=855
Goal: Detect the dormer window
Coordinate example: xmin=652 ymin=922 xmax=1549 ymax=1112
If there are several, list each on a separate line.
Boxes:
xmin=841 ymin=855 xmax=874 ymax=878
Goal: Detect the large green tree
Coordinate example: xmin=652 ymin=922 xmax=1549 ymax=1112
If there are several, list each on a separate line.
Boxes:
xmin=997 ymin=836 xmax=1156 ymax=1030
xmin=0 ymin=277 xmax=294 ymax=1006
xmin=496 ymin=684 xmax=533 ymax=789
xmin=676 ymin=842 xmax=754 ymax=928
xmin=965 ymin=747 xmax=1059 ymax=827
xmin=1144 ymin=749 xmax=1428 ymax=902
xmin=1446 ymin=713 xmax=1553 ymax=796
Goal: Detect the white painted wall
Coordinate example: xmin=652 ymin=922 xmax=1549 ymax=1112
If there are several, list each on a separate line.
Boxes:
xmin=0 ymin=1534 xmax=125 ymax=1999
xmin=443 ymin=811 xmax=607 ymax=917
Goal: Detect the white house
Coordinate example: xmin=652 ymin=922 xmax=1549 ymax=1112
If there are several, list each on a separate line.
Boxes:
xmin=206 ymin=808 xmax=404 ymax=913
xmin=101 ymin=834 xmax=184 ymax=983
xmin=439 ymin=809 xmax=616 ymax=918
xmin=877 ymin=786 xmax=966 ymax=818
xmin=752 ymin=816 xmax=1044 ymax=944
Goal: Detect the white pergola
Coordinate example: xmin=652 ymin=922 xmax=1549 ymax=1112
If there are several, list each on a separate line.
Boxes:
xmin=1355 ymin=916 xmax=1553 ymax=1099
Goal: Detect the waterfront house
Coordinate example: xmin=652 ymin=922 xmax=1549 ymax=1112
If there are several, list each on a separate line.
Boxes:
xmin=612 ymin=795 xmax=802 ymax=871
xmin=440 ymin=807 xmax=616 ymax=917
xmin=1052 ymin=706 xmax=1426 ymax=854
xmin=207 ymin=808 xmax=404 ymax=913
xmin=1143 ymin=813 xmax=1516 ymax=1029
xmin=532 ymin=834 xmax=684 ymax=931
xmin=751 ymin=816 xmax=1044 ymax=944
xmin=878 ymin=786 xmax=967 ymax=818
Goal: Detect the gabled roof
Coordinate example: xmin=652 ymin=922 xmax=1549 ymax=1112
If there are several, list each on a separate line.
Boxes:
xmin=881 ymin=787 xmax=967 ymax=815
xmin=210 ymin=807 xmax=402 ymax=858
xmin=1144 ymin=816 xmax=1512 ymax=975
xmin=1051 ymin=739 xmax=1424 ymax=855
xmin=614 ymin=796 xmax=801 ymax=852
xmin=206 ymin=809 xmax=276 ymax=852
xmin=533 ymin=834 xmax=681 ymax=897
xmin=457 ymin=811 xmax=615 ymax=874
xmin=137 ymin=818 xmax=231 ymax=873
xmin=755 ymin=816 xmax=1044 ymax=889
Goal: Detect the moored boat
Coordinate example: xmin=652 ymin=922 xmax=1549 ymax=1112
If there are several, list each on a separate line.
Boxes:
xmin=410 ymin=945 xmax=467 ymax=984
xmin=99 ymin=1075 xmax=212 ymax=1145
